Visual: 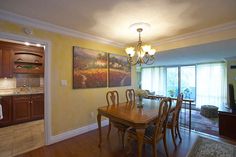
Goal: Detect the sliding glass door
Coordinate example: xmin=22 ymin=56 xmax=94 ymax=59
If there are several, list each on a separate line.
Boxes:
xmin=180 ymin=66 xmax=196 ymax=100
xmin=166 ymin=67 xmax=178 ymax=97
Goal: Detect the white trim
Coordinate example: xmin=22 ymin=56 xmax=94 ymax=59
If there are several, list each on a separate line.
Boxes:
xmin=153 ymin=21 xmax=236 ymax=46
xmin=0 ymin=32 xmax=52 ymax=145
xmin=1 ymin=9 xmax=236 ymax=50
xmin=0 ymin=9 xmax=124 ymax=48
xmin=48 ymin=120 xmax=109 ymax=145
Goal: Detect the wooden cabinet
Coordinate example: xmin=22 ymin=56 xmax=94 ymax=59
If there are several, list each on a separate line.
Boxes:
xmin=0 ymin=94 xmax=44 ymax=127
xmin=13 ymin=95 xmax=31 ymax=124
xmin=218 ymin=110 xmax=236 ymax=140
xmin=0 ymin=41 xmax=44 ymax=76
xmin=14 ymin=51 xmax=44 ymax=74
xmin=31 ymin=94 xmax=44 ymax=120
xmin=0 ymin=96 xmax=13 ymax=127
xmin=0 ymin=47 xmax=13 ymax=78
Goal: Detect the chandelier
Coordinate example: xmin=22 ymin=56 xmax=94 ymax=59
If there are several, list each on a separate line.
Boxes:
xmin=125 ymin=26 xmax=156 ymax=66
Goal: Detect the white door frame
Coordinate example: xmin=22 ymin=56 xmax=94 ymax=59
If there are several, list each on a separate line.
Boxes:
xmin=0 ymin=32 xmax=52 ymax=145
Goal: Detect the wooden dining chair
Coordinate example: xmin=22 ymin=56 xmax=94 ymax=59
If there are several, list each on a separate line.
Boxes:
xmin=125 ymin=89 xmax=135 ymax=103
xmin=106 ymin=90 xmax=129 ymax=148
xmin=127 ymin=98 xmax=172 ymax=157
xmin=166 ymin=93 xmax=183 ymax=148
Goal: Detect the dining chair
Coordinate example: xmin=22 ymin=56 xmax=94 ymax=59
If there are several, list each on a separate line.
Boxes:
xmin=126 ymin=98 xmax=172 ymax=157
xmin=125 ymin=89 xmax=135 ymax=103
xmin=106 ymin=90 xmax=129 ymax=148
xmin=166 ymin=93 xmax=183 ymax=148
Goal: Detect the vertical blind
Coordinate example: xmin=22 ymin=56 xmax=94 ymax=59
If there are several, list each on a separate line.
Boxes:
xmin=141 ymin=67 xmax=166 ymax=96
xmin=196 ymin=63 xmax=227 ymax=108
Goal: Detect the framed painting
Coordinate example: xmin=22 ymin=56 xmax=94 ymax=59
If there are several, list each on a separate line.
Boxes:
xmin=73 ymin=46 xmax=108 ymax=88
xmin=108 ymin=53 xmax=131 ymax=87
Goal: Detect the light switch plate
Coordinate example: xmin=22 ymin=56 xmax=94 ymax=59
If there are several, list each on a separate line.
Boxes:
xmin=61 ymin=80 xmax=67 ymax=86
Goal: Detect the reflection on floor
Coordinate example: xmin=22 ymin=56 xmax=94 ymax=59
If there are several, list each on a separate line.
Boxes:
xmin=0 ymin=120 xmax=44 ymax=157
xmin=180 ymin=109 xmax=219 ymax=136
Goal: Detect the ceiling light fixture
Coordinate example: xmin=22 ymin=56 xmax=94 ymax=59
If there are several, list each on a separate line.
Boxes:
xmin=125 ymin=23 xmax=156 ymax=66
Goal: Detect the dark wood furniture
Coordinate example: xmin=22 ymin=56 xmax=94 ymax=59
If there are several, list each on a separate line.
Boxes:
xmin=127 ymin=98 xmax=172 ymax=157
xmin=218 ymin=108 xmax=236 ymax=140
xmin=0 ymin=41 xmax=44 ymax=77
xmin=166 ymin=93 xmax=183 ymax=148
xmin=147 ymin=95 xmax=194 ymax=131
xmin=126 ymin=89 xmax=135 ymax=103
xmin=0 ymin=96 xmax=13 ymax=127
xmin=13 ymin=95 xmax=31 ymax=123
xmin=97 ymin=98 xmax=176 ymax=157
xmin=106 ymin=90 xmax=129 ymax=148
xmin=0 ymin=46 xmax=13 ymax=78
xmin=0 ymin=94 xmax=44 ymax=127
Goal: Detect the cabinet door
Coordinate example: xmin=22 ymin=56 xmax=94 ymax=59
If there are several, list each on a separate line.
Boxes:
xmin=31 ymin=94 xmax=44 ymax=120
xmin=0 ymin=96 xmax=12 ymax=127
xmin=13 ymin=95 xmax=31 ymax=124
xmin=0 ymin=47 xmax=13 ymax=78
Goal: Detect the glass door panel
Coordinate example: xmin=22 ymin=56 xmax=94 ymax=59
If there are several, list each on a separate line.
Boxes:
xmin=166 ymin=67 xmax=178 ymax=97
xmin=180 ymin=66 xmax=196 ymax=100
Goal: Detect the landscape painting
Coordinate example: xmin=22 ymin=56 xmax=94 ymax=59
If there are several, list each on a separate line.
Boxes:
xmin=108 ymin=53 xmax=131 ymax=87
xmin=73 ymin=47 xmax=108 ymax=88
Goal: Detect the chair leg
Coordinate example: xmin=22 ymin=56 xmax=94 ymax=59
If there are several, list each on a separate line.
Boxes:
xmin=175 ymin=127 xmax=178 ymax=138
xmin=176 ymin=124 xmax=182 ymax=142
xmin=152 ymin=143 xmax=157 ymax=157
xmin=163 ymin=134 xmax=169 ymax=157
xmin=171 ymin=127 xmax=177 ymax=148
xmin=107 ymin=121 xmax=112 ymax=138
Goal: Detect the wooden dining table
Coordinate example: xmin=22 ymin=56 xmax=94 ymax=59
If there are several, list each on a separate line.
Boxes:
xmin=97 ymin=98 xmax=176 ymax=157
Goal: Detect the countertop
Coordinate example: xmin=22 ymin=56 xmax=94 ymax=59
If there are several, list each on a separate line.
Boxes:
xmin=0 ymin=87 xmax=44 ymax=96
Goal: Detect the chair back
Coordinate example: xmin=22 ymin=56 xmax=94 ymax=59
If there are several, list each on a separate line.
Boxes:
xmin=153 ymin=98 xmax=172 ymax=140
xmin=106 ymin=90 xmax=119 ymax=106
xmin=126 ymin=89 xmax=135 ymax=103
xmin=171 ymin=93 xmax=183 ymax=126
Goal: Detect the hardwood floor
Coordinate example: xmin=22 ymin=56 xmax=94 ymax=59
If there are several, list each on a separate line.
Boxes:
xmin=17 ymin=127 xmax=199 ymax=157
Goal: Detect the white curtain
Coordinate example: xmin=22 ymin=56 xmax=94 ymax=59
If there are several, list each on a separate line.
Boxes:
xmin=196 ymin=63 xmax=227 ymax=108
xmin=141 ymin=67 xmax=166 ymax=96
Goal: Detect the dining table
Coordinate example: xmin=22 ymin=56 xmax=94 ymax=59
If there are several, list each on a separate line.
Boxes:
xmin=97 ymin=98 xmax=176 ymax=157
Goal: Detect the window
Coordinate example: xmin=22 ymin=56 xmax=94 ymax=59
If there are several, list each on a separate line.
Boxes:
xmin=196 ymin=63 xmax=227 ymax=108
xmin=180 ymin=66 xmax=196 ymax=100
xmin=166 ymin=67 xmax=178 ymax=97
xmin=141 ymin=67 xmax=166 ymax=96
xmin=140 ymin=62 xmax=227 ymax=108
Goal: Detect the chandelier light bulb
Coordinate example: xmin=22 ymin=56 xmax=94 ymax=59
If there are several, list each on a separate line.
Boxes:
xmin=142 ymin=45 xmax=151 ymax=52
xmin=125 ymin=47 xmax=135 ymax=57
xmin=149 ymin=49 xmax=156 ymax=55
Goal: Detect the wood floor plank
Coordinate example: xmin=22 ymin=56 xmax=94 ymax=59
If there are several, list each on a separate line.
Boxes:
xmin=17 ymin=127 xmax=199 ymax=157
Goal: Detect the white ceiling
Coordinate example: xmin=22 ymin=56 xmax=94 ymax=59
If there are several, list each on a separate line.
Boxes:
xmin=0 ymin=0 xmax=236 ymax=45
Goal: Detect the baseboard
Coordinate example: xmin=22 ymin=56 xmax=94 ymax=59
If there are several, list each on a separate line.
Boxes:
xmin=48 ymin=119 xmax=109 ymax=145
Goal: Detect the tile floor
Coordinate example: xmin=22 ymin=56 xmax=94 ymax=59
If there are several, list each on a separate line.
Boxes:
xmin=0 ymin=120 xmax=44 ymax=157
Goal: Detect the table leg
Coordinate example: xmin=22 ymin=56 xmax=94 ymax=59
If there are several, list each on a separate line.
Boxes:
xmin=136 ymin=129 xmax=145 ymax=157
xmin=189 ymin=102 xmax=192 ymax=131
xmin=97 ymin=113 xmax=102 ymax=147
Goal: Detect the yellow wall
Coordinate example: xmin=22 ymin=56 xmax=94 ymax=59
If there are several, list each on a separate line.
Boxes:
xmin=1 ymin=19 xmax=236 ymax=135
xmin=0 ymin=20 xmax=136 ymax=135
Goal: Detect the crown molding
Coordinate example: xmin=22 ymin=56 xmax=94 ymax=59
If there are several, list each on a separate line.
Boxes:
xmin=0 ymin=9 xmax=125 ymax=48
xmin=153 ymin=21 xmax=236 ymax=46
